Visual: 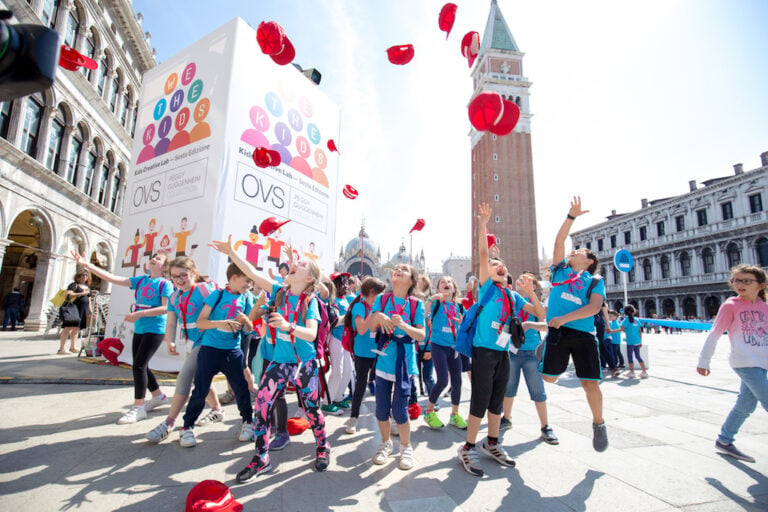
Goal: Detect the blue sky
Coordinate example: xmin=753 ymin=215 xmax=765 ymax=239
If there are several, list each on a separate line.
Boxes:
xmin=133 ymin=0 xmax=768 ymax=270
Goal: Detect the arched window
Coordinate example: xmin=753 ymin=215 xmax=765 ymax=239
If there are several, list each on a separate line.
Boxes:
xmin=612 ymin=265 xmax=619 ymax=285
xmin=628 ymin=267 xmax=635 ymax=283
xmin=97 ymin=54 xmax=109 ymax=96
xmin=0 ymin=100 xmax=13 ymax=139
xmin=45 ymin=108 xmax=66 ymax=172
xmin=63 ymin=4 xmax=80 ymax=48
xmin=19 ymin=95 xmax=44 ymax=157
xmin=680 ymin=251 xmax=691 ymax=277
xmin=757 ymin=238 xmax=768 ymax=267
xmin=121 ymin=87 xmax=131 ymax=126
xmin=702 ymin=247 xmax=715 ymax=274
xmin=83 ymin=146 xmax=97 ymax=195
xmin=109 ymin=71 xmax=121 ymax=112
xmin=97 ymin=157 xmax=109 ymax=205
xmin=40 ymin=0 xmax=60 ymax=29
xmin=661 ymin=255 xmax=670 ymax=278
xmin=727 ymin=242 xmax=741 ymax=269
xmin=65 ymin=125 xmax=84 ymax=186
xmin=81 ymin=29 xmax=96 ymax=80
xmin=130 ymin=106 xmax=138 ymax=137
xmin=642 ymin=259 xmax=652 ymax=281
xmin=110 ymin=164 xmax=121 ymax=213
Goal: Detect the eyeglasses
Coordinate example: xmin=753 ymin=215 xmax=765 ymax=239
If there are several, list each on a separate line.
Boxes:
xmin=170 ymin=273 xmax=189 ymax=282
xmin=731 ymin=278 xmax=758 ymax=285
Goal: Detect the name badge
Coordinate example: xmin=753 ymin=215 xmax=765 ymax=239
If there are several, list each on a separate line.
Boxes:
xmin=561 ymin=292 xmax=582 ymax=305
xmin=441 ymin=326 xmax=452 ymax=333
xmin=509 ymin=343 xmax=519 ymax=355
xmin=496 ymin=323 xmax=511 ymax=348
xmin=277 ymin=331 xmax=292 ymax=342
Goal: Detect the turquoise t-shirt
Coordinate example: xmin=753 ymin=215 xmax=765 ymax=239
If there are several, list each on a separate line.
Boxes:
xmin=609 ymin=320 xmax=621 ymax=344
xmin=372 ymin=294 xmax=425 ymax=381
xmin=514 ymin=294 xmax=542 ymax=351
xmin=546 ymin=261 xmax=606 ymax=334
xmin=429 ymin=300 xmax=463 ymax=348
xmin=351 ymin=300 xmax=377 ymax=358
xmin=621 ymin=317 xmax=642 ymax=345
xmin=267 ymin=284 xmax=321 ymax=364
xmin=167 ymin=282 xmax=217 ymax=347
xmin=331 ymin=296 xmax=349 ymax=340
xmin=473 ymin=279 xmax=520 ymax=352
xmin=200 ymin=289 xmax=254 ymax=350
xmin=129 ymin=275 xmax=173 ymax=334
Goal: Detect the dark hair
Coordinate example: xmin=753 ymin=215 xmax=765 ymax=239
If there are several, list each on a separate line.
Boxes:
xmin=608 ymin=309 xmax=619 ymax=316
xmin=226 ymin=262 xmax=247 ymax=281
xmin=343 ymin=277 xmax=386 ymax=333
xmin=624 ymin=305 xmax=636 ymax=323
xmin=278 ymin=262 xmax=289 ymax=273
xmin=584 ymin=249 xmax=599 ymax=274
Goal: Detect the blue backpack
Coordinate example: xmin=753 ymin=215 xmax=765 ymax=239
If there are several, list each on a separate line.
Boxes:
xmin=455 ymin=284 xmax=498 ymax=357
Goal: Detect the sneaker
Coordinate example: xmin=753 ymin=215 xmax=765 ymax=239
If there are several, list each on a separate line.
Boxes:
xmin=626 ymin=371 xmax=637 ymax=379
xmin=196 ymin=408 xmax=225 ymax=427
xmin=715 ymin=440 xmax=756 ymax=463
xmin=390 ymin=418 xmax=400 ymax=437
xmin=458 ymin=445 xmax=484 ymax=477
xmin=236 ymin=455 xmax=272 ymax=483
xmin=179 ymin=427 xmax=197 ymax=448
xmin=345 ymin=417 xmax=358 ymax=434
xmin=315 ymin=446 xmax=330 ymax=472
xmin=144 ymin=394 xmax=170 ymax=412
xmin=592 ymin=422 xmax=609 ymax=452
xmin=479 ymin=439 xmax=516 ymax=467
xmin=321 ymin=403 xmax=343 ymax=416
xmin=117 ymin=407 xmax=147 ymax=425
xmin=238 ymin=422 xmax=254 ymax=442
xmin=373 ymin=439 xmax=393 ymax=465
xmin=271 ymin=432 xmax=291 ymax=451
xmin=334 ymin=400 xmax=350 ymax=410
xmin=339 ymin=396 xmax=352 ymax=408
xmin=540 ymin=425 xmax=559 ymax=445
xmin=610 ymin=368 xmax=620 ymax=379
xmin=219 ymin=390 xmax=235 ymax=404
xmin=399 ymin=443 xmax=415 ymax=470
xmin=146 ymin=421 xmax=172 ymax=443
xmin=423 ymin=411 xmax=444 ymax=430
xmin=640 ymin=370 xmax=649 ymax=379
xmin=449 ymin=413 xmax=468 ymax=430
xmin=499 ymin=417 xmax=512 ymax=431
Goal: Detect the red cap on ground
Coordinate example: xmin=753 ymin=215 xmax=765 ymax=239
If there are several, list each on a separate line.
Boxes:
xmin=186 ymin=480 xmax=242 ymax=512
xmin=97 ymin=338 xmax=124 ymax=366
xmin=287 ymin=417 xmax=310 ymax=435
xmin=408 ymin=402 xmax=422 ymax=420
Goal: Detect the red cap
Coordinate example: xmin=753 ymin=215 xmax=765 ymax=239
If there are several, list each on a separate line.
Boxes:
xmin=327 ymin=139 xmax=339 ymax=153
xmin=386 ymin=44 xmax=415 ymax=65
xmin=287 ymin=417 xmax=310 ymax=435
xmin=438 ymin=3 xmax=458 ymax=39
xmin=252 ymin=147 xmax=281 ymax=168
xmin=408 ymin=402 xmax=422 ymax=420
xmin=270 ymin=36 xmax=295 ymax=65
xmin=487 ymin=233 xmax=498 ymax=248
xmin=259 ymin=217 xmax=290 ymax=237
xmin=488 ymin=99 xmax=520 ymax=136
xmin=330 ymin=272 xmax=351 ymax=282
xmin=256 ymin=21 xmax=286 ymax=55
xmin=97 ymin=338 xmax=124 ymax=366
xmin=409 ymin=218 xmax=426 ymax=233
xmin=342 ymin=184 xmax=358 ymax=200
xmin=461 ymin=31 xmax=480 ymax=68
xmin=186 ymin=480 xmax=242 ymax=512
xmin=59 ymin=45 xmax=98 ymax=71
xmin=468 ymin=92 xmax=504 ymax=132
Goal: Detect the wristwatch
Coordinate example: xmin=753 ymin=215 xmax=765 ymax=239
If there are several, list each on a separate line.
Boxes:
xmin=288 ymin=322 xmax=296 ymax=334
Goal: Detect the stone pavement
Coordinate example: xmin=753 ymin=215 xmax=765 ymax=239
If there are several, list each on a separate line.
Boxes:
xmin=0 ymin=330 xmax=766 ymax=511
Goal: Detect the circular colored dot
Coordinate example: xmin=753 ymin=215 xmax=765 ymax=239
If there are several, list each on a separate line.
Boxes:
xmin=164 ymin=73 xmax=178 ymax=95
xmin=249 ymin=106 xmax=269 ymax=131
xmin=307 ymin=123 xmax=321 ymax=145
xmin=314 ymin=148 xmax=327 ymax=169
xmin=181 ymin=63 xmax=196 ymax=86
xmin=296 ymin=136 xmax=310 ymax=158
xmin=288 ymin=109 xmax=303 ymax=132
xmin=274 ymin=121 xmax=292 ymax=146
xmin=142 ymin=124 xmax=155 ymax=145
xmin=187 ymin=79 xmax=203 ymax=103
xmin=194 ymin=98 xmax=210 ymax=123
xmin=265 ymin=93 xmax=283 ymax=117
xmin=170 ymin=89 xmax=185 ymax=113
xmin=299 ymin=97 xmax=313 ymax=118
xmin=175 ymin=107 xmax=190 ymax=131
xmin=158 ymin=116 xmax=173 ymax=138
xmin=153 ymin=99 xmax=166 ymax=121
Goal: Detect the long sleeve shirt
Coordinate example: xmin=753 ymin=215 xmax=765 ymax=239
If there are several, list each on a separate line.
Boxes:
xmin=698 ymin=296 xmax=768 ymax=370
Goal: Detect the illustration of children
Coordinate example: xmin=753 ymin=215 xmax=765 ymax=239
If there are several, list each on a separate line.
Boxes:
xmin=122 ymin=229 xmax=144 ymax=276
xmin=234 ymin=226 xmax=264 ymax=270
xmin=171 ymin=217 xmax=198 ymax=257
xmin=141 ymin=218 xmax=163 ymax=258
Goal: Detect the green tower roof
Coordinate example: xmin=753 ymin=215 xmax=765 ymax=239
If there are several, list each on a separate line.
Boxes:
xmin=481 ymin=0 xmax=519 ymax=52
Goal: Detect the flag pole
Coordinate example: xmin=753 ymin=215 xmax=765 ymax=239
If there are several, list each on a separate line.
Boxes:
xmin=409 ymin=232 xmax=413 ymax=265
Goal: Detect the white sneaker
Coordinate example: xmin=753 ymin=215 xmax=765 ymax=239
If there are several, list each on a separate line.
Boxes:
xmin=196 ymin=408 xmax=225 ymax=427
xmin=345 ymin=417 xmax=358 ymax=434
xmin=399 ymin=443 xmax=415 ymax=470
xmin=146 ymin=421 xmax=171 ymax=443
xmin=239 ymin=421 xmax=254 ymax=442
xmin=117 ymin=407 xmax=147 ymax=425
xmin=626 ymin=371 xmax=637 ymax=379
xmin=639 ymin=371 xmax=648 ymax=379
xmin=390 ymin=419 xmax=399 ymax=437
xmin=144 ymin=394 xmax=170 ymax=412
xmin=179 ymin=427 xmax=197 ymax=447
xmin=373 ymin=439 xmax=393 ymax=465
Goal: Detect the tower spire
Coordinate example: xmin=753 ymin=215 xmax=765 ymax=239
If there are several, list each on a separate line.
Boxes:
xmin=481 ymin=0 xmax=519 ymax=52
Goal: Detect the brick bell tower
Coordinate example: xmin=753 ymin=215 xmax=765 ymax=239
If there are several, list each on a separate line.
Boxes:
xmin=471 ymin=0 xmax=539 ymax=279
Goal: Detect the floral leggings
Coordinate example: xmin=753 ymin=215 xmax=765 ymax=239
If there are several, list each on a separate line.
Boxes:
xmin=253 ymin=359 xmax=326 ymax=457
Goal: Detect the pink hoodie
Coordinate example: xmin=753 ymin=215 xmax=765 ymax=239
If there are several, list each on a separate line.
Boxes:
xmin=698 ymin=296 xmax=768 ymax=370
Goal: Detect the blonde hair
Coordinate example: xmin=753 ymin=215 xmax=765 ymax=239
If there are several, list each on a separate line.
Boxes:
xmin=169 ymin=256 xmax=206 ymax=283
xmin=730 ymin=264 xmax=767 ymax=301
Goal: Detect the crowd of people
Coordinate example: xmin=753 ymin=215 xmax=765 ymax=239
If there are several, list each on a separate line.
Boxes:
xmin=63 ymin=196 xmax=767 ymax=481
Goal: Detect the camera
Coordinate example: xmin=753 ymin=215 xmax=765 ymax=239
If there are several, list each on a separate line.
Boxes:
xmin=0 ymin=11 xmax=60 ymax=101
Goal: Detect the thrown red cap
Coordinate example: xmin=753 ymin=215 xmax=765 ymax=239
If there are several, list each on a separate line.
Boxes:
xmin=287 ymin=417 xmax=310 ymax=435
xmin=438 ymin=3 xmax=458 ymax=39
xmin=461 ymin=31 xmax=480 ymax=68
xmin=256 ymin=21 xmax=286 ymax=55
xmin=59 ymin=45 xmax=98 ymax=71
xmin=386 ymin=44 xmax=415 ymax=65
xmin=489 ymin=99 xmax=520 ymax=136
xmin=409 ymin=218 xmax=426 ymax=233
xmin=259 ymin=217 xmax=290 ymax=237
xmin=327 ymin=139 xmax=339 ymax=153
xmin=97 ymin=338 xmax=124 ymax=366
xmin=270 ymin=36 xmax=295 ymax=65
xmin=487 ymin=233 xmax=498 ymax=248
xmin=330 ymin=272 xmax=351 ymax=282
xmin=342 ymin=184 xmax=358 ymax=200
xmin=186 ymin=480 xmax=242 ymax=512
xmin=468 ymin=91 xmax=504 ymax=132
xmin=252 ymin=147 xmax=281 ymax=168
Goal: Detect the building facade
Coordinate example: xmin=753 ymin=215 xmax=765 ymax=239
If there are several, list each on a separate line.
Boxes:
xmin=470 ymin=0 xmax=539 ymax=279
xmin=0 ymin=0 xmax=154 ymax=330
xmin=570 ymin=153 xmax=768 ymax=320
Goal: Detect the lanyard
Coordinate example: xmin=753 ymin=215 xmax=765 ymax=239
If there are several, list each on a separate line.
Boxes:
xmin=444 ymin=301 xmax=459 ymax=340
xmin=389 ymin=294 xmax=405 ymax=317
xmin=282 ymin=292 xmax=306 ymax=347
xmin=177 ymin=288 xmax=194 ymax=340
xmin=551 ymin=270 xmax=583 ymax=287
xmin=495 ymin=284 xmax=513 ymax=335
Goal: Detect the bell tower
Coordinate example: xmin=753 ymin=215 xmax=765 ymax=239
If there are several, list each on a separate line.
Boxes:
xmin=470 ymin=0 xmax=539 ymax=278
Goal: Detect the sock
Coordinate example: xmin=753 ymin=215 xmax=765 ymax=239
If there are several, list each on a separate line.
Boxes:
xmin=463 ymin=442 xmax=475 ymax=450
xmin=488 ymin=436 xmax=498 ymax=446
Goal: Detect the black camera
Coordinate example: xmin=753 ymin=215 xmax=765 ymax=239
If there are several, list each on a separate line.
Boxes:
xmin=0 ymin=11 xmax=60 ymax=101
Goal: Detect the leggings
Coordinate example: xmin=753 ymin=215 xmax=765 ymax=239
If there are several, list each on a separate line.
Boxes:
xmin=351 ymin=355 xmax=376 ymax=418
xmin=261 ymin=358 xmax=287 ymax=434
xmin=254 ymin=360 xmax=326 ymax=457
xmin=131 ymin=332 xmax=164 ymax=400
xmin=428 ymin=344 xmax=462 ymax=406
xmin=627 ymin=345 xmax=643 ymax=364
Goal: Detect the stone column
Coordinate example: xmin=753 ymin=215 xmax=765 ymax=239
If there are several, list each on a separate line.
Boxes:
xmin=23 ymin=253 xmax=54 ymax=332
xmin=103 ymin=71 xmax=117 ymax=110
xmin=102 ymin=164 xmax=115 ymax=206
xmin=55 ymin=0 xmax=74 ymax=42
xmin=91 ymin=156 xmax=106 ymax=202
xmin=35 ymin=105 xmax=56 ymax=165
xmin=57 ymin=124 xmax=75 ymax=180
xmin=73 ymin=141 xmax=91 ymax=191
xmin=6 ymin=98 xmax=25 ymax=147
xmin=90 ymin=49 xmax=104 ymax=88
xmin=0 ymin=238 xmax=11 ymax=270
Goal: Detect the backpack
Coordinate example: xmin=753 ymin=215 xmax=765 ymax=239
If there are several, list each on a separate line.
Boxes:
xmin=272 ymin=288 xmax=331 ymax=361
xmin=455 ymin=284 xmax=524 ymax=357
xmin=341 ymin=300 xmax=370 ymax=353
xmin=374 ymin=293 xmax=419 ymax=352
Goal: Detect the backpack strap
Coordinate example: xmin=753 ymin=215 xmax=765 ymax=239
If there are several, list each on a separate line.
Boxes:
xmin=586 ymin=275 xmax=603 ymax=299
xmin=430 ymin=300 xmax=442 ymax=324
xmin=210 ymin=289 xmax=225 ymax=313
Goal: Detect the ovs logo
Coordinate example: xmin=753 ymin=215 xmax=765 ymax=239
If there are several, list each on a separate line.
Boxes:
xmin=241 ymin=82 xmax=330 ymax=188
xmin=137 ymin=62 xmax=212 ymax=164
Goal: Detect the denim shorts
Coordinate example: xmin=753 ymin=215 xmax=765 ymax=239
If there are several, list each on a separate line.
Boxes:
xmin=506 ymin=350 xmax=546 ymax=401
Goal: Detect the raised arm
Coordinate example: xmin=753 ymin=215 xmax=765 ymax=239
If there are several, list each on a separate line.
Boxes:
xmin=478 ymin=202 xmax=492 ymax=284
xmin=209 ymin=235 xmax=276 ymax=291
xmin=553 ymin=196 xmax=589 ymax=264
xmin=72 ymin=250 xmax=131 ymax=287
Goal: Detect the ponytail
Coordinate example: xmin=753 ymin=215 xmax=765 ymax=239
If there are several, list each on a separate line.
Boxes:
xmin=625 ymin=305 xmax=636 ymax=324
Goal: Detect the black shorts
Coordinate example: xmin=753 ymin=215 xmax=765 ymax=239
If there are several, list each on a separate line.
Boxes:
xmin=469 ymin=347 xmax=510 ymax=418
xmin=540 ymin=326 xmax=602 ymax=380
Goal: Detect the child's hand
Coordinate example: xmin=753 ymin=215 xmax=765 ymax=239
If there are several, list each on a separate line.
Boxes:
xmin=568 ymin=196 xmax=590 ymax=218
xmin=208 ymin=235 xmax=234 ymax=256
xmin=517 ymin=275 xmax=535 ymax=297
xmin=236 ymin=311 xmax=249 ymax=324
xmin=391 ymin=314 xmax=405 ymax=329
xmin=478 ymin=202 xmax=492 ymax=225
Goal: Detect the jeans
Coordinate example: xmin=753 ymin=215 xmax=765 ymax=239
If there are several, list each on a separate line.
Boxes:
xmin=599 ymin=338 xmax=616 ymax=368
xmin=3 ymin=307 xmax=20 ymax=330
xmin=718 ymin=367 xmax=768 ymax=445
xmin=505 ymin=350 xmax=547 ymax=401
xmin=612 ymin=344 xmax=625 ymax=366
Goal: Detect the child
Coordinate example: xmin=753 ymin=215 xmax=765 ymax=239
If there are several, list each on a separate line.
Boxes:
xmin=697 ymin=264 xmax=768 ymax=463
xmin=367 ymin=264 xmax=426 ymax=470
xmin=501 ymin=273 xmax=556 ymax=444
xmin=325 ymin=272 xmax=353 ymax=413
xmin=179 ymin=263 xmax=258 ymax=447
xmin=145 ymin=257 xmax=225 ymax=443
xmin=412 ymin=275 xmax=435 ymax=401
xmin=344 ymin=277 xmax=387 ymax=434
xmin=73 ymin=250 xmax=172 ymax=424
xmin=607 ymin=310 xmax=625 ymax=368
xmin=210 ymin=236 xmax=329 ymax=481
xmin=617 ymin=305 xmax=647 ymax=378
xmin=457 ymin=203 xmax=518 ymax=477
xmin=540 ymin=196 xmax=608 ymax=452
